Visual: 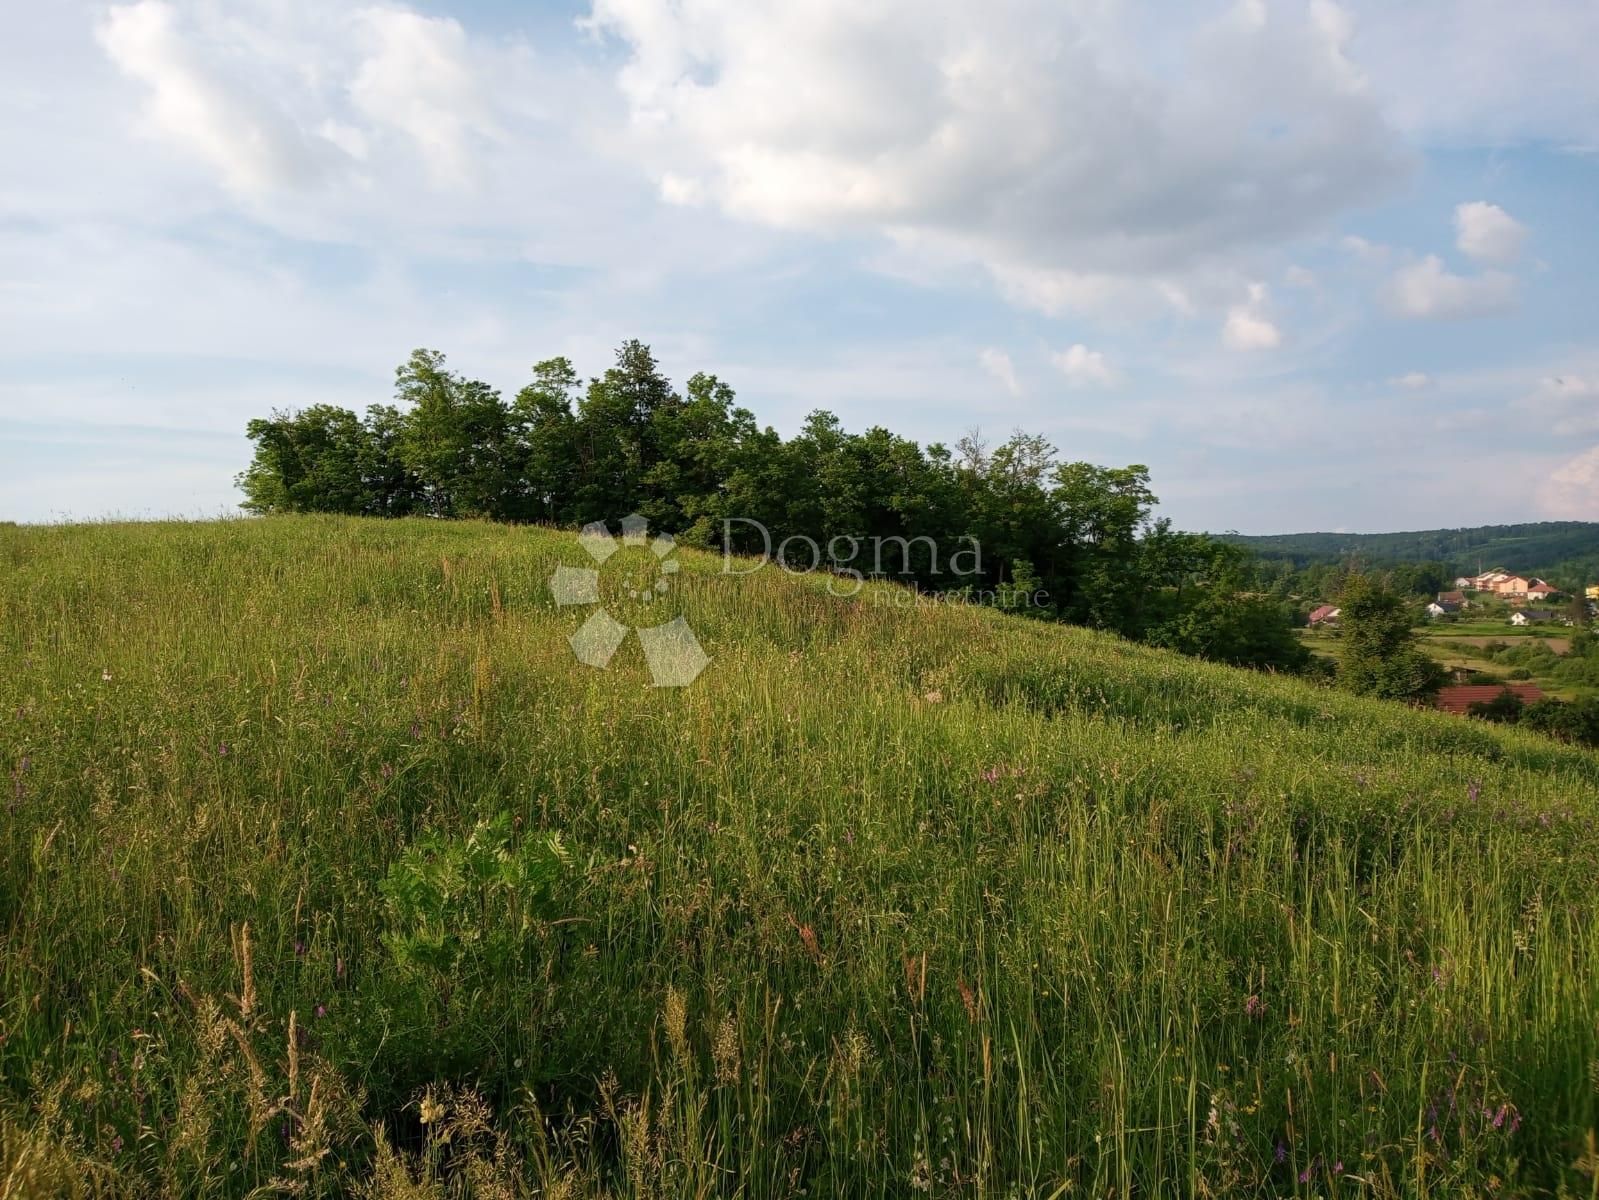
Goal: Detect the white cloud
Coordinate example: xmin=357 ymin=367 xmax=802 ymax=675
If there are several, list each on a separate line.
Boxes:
xmin=659 ymin=172 xmax=706 ymax=206
xmin=1050 ymin=344 xmax=1119 ymax=388
xmin=1337 ymin=0 xmax=1599 ymax=146
xmin=1384 ymin=255 xmax=1516 ymax=319
xmin=978 ymin=347 xmax=1021 ymax=394
xmin=1454 ymin=201 xmax=1527 ymax=264
xmin=1222 ymin=283 xmax=1282 ymax=350
xmin=1540 ymin=445 xmax=1599 ymax=518
xmin=1541 ymin=373 xmax=1596 ymax=398
xmin=1519 ymin=373 xmax=1599 ymax=436
xmin=348 ymin=8 xmax=494 ymax=183
xmin=95 ymin=2 xmax=507 ymax=198
xmin=1390 ymin=371 xmax=1431 ymax=389
xmin=587 ymin=0 xmax=1407 ymax=313
xmin=95 ymin=1 xmax=342 ymax=195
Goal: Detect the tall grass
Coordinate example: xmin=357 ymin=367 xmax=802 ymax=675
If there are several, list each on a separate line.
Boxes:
xmin=1 ymin=515 xmax=1596 ymax=1197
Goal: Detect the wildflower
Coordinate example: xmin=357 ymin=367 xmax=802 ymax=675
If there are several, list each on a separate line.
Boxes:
xmin=1274 ymin=1141 xmax=1287 ymax=1165
xmin=1245 ymin=994 xmax=1265 ymax=1019
xmin=1333 ymin=1160 xmax=1344 ymax=1174
xmin=418 ymin=1093 xmax=445 ymax=1125
xmin=1468 ymin=781 xmax=1481 ymax=803
xmin=101 ymin=670 xmax=112 ymax=682
xmin=294 ymin=940 xmax=306 ymax=958
xmin=111 ymin=1134 xmax=123 ymax=1153
xmin=335 ymin=957 xmax=345 ymax=979
xmin=315 ymin=1004 xmax=327 ymax=1019
xmin=380 ymin=762 xmax=394 ymax=780
xmin=217 ymin=742 xmax=229 ymax=757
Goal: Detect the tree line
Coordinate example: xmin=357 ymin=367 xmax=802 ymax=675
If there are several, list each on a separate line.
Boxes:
xmin=238 ymin=341 xmax=1310 ymax=672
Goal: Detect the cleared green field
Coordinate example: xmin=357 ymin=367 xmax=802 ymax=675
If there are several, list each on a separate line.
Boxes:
xmin=3 ymin=517 xmax=1597 ymax=1197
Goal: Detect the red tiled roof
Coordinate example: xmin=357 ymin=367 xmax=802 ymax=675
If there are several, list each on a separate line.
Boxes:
xmin=1434 ymin=684 xmax=1544 ymax=714
xmin=1308 ymin=605 xmax=1338 ymax=622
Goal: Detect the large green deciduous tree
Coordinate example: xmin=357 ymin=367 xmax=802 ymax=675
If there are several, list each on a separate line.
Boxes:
xmin=1336 ymin=573 xmax=1446 ymax=700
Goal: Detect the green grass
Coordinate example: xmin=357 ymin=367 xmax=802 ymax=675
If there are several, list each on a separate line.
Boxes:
xmin=3 ymin=516 xmax=1598 ymax=1198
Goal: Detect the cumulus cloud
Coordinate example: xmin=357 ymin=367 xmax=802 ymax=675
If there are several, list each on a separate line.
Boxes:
xmin=349 ymin=8 xmax=494 ymax=182
xmin=586 ymin=0 xmax=1407 ymax=313
xmin=1519 ymin=374 xmax=1599 ymax=436
xmin=1455 ymin=201 xmax=1527 ymax=264
xmin=978 ymin=347 xmax=1020 ymax=394
xmin=1051 ymin=344 xmax=1119 ymax=388
xmin=95 ymin=1 xmax=342 ymax=194
xmin=1222 ymin=283 xmax=1282 ymax=350
xmin=1390 ymin=371 xmax=1431 ymax=389
xmin=1384 ymin=255 xmax=1516 ymax=319
xmin=96 ymin=1 xmax=502 ymax=196
xmin=1540 ymin=445 xmax=1599 ymax=518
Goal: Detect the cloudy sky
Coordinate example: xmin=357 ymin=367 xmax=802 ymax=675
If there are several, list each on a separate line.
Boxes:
xmin=3 ymin=0 xmax=1597 ymax=531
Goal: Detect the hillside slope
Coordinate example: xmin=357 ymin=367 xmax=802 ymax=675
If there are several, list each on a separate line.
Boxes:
xmin=1225 ymin=520 xmax=1599 ymax=578
xmin=2 ymin=516 xmax=1596 ymax=1197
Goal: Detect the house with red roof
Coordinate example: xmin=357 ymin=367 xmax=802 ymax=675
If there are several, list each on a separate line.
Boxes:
xmin=1434 ymin=683 xmax=1544 ymax=715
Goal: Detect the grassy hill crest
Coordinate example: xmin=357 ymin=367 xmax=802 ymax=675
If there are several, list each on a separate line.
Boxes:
xmin=2 ymin=516 xmax=1596 ymax=1196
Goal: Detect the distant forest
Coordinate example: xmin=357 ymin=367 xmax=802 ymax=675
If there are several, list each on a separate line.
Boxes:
xmin=1225 ymin=523 xmax=1599 ymax=592
xmin=237 ymin=341 xmax=1312 ymax=672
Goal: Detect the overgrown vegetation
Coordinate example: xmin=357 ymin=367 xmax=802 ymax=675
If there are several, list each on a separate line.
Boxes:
xmin=2 ymin=516 xmax=1598 ymax=1197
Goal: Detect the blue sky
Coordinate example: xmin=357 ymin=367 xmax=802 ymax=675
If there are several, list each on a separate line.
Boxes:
xmin=3 ymin=0 xmax=1598 ymax=532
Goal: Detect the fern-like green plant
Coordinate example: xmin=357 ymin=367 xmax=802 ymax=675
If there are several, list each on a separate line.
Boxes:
xmin=366 ymin=814 xmax=569 ymax=1090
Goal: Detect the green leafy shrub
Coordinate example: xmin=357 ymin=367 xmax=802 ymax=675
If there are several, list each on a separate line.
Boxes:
xmin=363 ymin=815 xmax=570 ymax=1096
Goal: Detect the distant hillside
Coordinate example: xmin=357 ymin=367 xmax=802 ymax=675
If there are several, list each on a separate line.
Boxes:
xmin=1223 ymin=521 xmax=1599 ymax=583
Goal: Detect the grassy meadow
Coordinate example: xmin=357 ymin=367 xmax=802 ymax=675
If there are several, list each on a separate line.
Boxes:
xmin=2 ymin=516 xmax=1598 ymax=1197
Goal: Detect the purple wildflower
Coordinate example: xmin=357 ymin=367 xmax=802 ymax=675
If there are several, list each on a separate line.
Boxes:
xmin=380 ymin=762 xmax=395 ymax=780
xmin=217 ymin=742 xmax=229 ymax=757
xmin=1274 ymin=1141 xmax=1287 ymax=1165
xmin=316 ymin=1004 xmax=327 ymax=1018
xmin=1333 ymin=1160 xmax=1344 ymax=1174
xmin=1467 ymin=780 xmax=1481 ymax=803
xmin=111 ymin=1134 xmax=123 ymax=1154
xmin=294 ymin=940 xmax=306 ymax=958
xmin=1244 ymin=994 xmax=1265 ymax=1019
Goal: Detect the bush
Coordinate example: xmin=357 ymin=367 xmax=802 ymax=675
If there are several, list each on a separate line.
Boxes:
xmin=360 ymin=814 xmax=571 ymax=1096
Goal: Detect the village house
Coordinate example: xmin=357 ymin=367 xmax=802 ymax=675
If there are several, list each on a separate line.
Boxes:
xmin=1510 ymin=609 xmax=1555 ymax=626
xmin=1307 ymin=604 xmax=1340 ymax=627
xmin=1525 ymin=579 xmax=1560 ymax=601
xmin=1434 ymin=683 xmax=1544 ymax=714
xmin=1425 ymin=598 xmax=1462 ymax=618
